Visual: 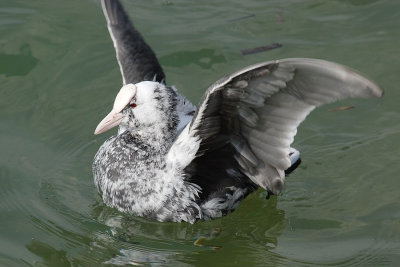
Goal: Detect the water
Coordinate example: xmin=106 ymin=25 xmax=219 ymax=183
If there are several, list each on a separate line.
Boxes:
xmin=1 ymin=0 xmax=400 ymax=266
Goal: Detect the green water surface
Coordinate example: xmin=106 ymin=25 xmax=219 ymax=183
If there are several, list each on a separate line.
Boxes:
xmin=1 ymin=0 xmax=400 ymax=266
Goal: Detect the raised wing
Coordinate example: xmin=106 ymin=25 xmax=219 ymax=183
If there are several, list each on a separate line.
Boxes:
xmin=101 ymin=0 xmax=165 ymax=84
xmin=168 ymin=58 xmax=382 ymax=194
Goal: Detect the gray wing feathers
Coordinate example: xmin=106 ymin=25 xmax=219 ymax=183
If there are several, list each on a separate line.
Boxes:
xmin=101 ymin=0 xmax=165 ymax=84
xmin=183 ymin=58 xmax=382 ymax=193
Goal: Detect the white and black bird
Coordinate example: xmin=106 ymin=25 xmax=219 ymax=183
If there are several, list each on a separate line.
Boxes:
xmin=93 ymin=0 xmax=383 ymax=223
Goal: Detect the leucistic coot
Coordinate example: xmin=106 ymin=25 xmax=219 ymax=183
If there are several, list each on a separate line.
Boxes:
xmin=93 ymin=0 xmax=383 ymax=223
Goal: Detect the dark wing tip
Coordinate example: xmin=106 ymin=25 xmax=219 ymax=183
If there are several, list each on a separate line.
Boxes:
xmin=101 ymin=0 xmax=166 ymax=84
xmin=101 ymin=0 xmax=128 ymax=26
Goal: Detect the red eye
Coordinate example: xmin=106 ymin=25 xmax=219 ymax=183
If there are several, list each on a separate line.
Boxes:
xmin=130 ymin=103 xmax=137 ymax=108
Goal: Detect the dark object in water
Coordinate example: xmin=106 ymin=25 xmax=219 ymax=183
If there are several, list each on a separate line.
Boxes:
xmin=328 ymin=105 xmax=355 ymax=112
xmin=241 ymin=43 xmax=283 ymax=55
xmin=228 ymin=14 xmax=255 ymax=23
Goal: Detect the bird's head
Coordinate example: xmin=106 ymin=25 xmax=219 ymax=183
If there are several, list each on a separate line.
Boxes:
xmin=94 ymin=81 xmax=176 ymax=135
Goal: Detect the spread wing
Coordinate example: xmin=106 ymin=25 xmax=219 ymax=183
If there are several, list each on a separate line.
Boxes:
xmin=168 ymin=58 xmax=383 ymax=194
xmin=101 ymin=0 xmax=165 ymax=84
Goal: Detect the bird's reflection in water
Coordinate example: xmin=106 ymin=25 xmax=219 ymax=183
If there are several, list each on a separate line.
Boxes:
xmin=91 ymin=194 xmax=286 ymax=265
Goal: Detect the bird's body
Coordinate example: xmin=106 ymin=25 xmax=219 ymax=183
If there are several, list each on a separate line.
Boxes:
xmin=93 ymin=0 xmax=383 ymax=223
xmin=93 ymin=82 xmax=257 ymax=223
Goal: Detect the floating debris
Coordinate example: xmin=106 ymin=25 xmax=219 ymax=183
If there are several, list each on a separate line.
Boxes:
xmin=228 ymin=14 xmax=255 ymax=23
xmin=194 ymin=237 xmax=206 ymax=246
xmin=241 ymin=43 xmax=283 ymax=55
xmin=193 ymin=228 xmax=222 ymax=250
xmin=328 ymin=105 xmax=355 ymax=112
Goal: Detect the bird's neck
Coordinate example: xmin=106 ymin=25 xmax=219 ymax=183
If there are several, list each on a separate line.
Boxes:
xmin=118 ymin=114 xmax=178 ymax=155
xmin=132 ymin=126 xmax=175 ymax=153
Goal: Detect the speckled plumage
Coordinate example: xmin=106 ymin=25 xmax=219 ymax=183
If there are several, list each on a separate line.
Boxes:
xmin=94 ymin=83 xmax=190 ymax=222
xmin=93 ymin=82 xmax=251 ymax=223
xmin=93 ymin=0 xmax=382 ymax=223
